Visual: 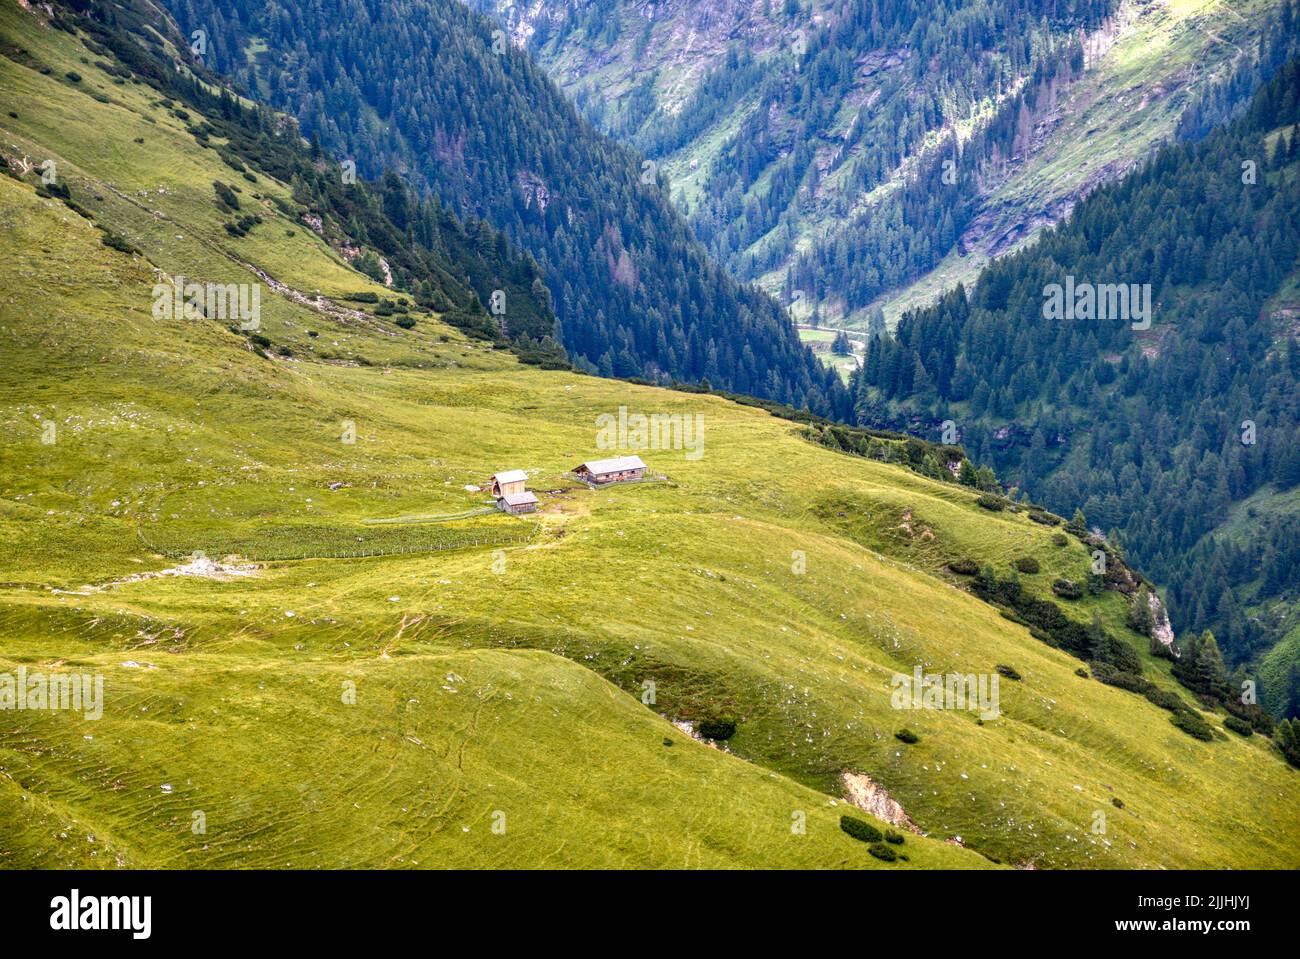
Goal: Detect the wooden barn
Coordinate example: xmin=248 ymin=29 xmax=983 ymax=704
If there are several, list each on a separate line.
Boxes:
xmin=490 ymin=470 xmax=528 ymax=498
xmin=573 ymin=455 xmax=647 ymax=485
xmin=489 ymin=469 xmax=538 ymax=514
xmin=498 ymin=490 xmax=538 ymax=515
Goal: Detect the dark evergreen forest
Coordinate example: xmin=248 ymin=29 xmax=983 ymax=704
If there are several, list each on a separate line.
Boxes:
xmin=161 ymin=0 xmax=851 ymax=417
xmin=856 ymin=58 xmax=1300 ymax=715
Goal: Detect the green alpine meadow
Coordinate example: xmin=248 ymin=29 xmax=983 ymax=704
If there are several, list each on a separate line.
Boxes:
xmin=0 ymin=0 xmax=1296 ymax=902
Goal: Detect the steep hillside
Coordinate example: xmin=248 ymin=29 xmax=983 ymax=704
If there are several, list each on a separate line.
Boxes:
xmin=155 ymin=0 xmax=850 ymax=417
xmin=856 ymin=56 xmax=1300 ymax=718
xmin=1 ymin=1 xmax=1297 ymax=870
xmin=476 ymin=0 xmax=1294 ymax=331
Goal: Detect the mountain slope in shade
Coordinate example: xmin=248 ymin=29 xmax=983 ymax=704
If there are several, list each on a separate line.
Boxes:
xmin=476 ymin=0 xmax=1293 ymax=331
xmin=160 ymin=0 xmax=851 ymax=417
xmin=854 ymin=55 xmax=1300 ymax=718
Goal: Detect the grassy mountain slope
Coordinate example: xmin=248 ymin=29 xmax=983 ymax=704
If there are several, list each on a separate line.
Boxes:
xmin=1 ymin=1 xmax=1297 ymax=870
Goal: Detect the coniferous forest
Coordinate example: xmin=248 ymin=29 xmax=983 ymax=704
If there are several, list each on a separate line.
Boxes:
xmin=160 ymin=0 xmax=851 ymax=418
xmin=856 ymin=58 xmax=1300 ymax=716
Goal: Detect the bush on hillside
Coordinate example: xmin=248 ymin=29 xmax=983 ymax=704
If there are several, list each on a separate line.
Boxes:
xmin=995 ymin=664 xmax=1021 ymax=681
xmin=98 ymin=229 xmax=139 ymax=255
xmin=1277 ymin=719 xmax=1300 ymax=768
xmin=884 ymin=829 xmax=905 ymax=845
xmin=697 ymin=717 xmax=736 ymax=741
xmin=1052 ymin=532 xmax=1069 ymax=546
xmin=976 ymin=494 xmax=1005 ymax=511
xmin=894 ymin=728 xmax=918 ymax=744
xmin=1223 ymin=716 xmax=1253 ymax=737
xmin=867 ymin=842 xmax=897 ymax=862
xmin=1090 ymin=661 xmax=1150 ymax=694
xmin=1143 ymin=687 xmax=1186 ymax=713
xmin=840 ymin=816 xmax=882 ymax=844
xmin=1013 ymin=557 xmax=1040 ymax=574
xmin=1221 ymin=696 xmax=1274 ymax=736
xmin=212 ymin=179 xmax=240 ymax=211
xmin=1170 ymin=710 xmax=1214 ymax=742
xmin=947 ymin=558 xmax=978 ymax=575
xmin=1051 ymin=578 xmax=1083 ymax=600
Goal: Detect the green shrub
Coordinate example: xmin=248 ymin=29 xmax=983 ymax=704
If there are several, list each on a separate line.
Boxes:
xmin=1091 ymin=662 xmax=1150 ymax=695
xmin=395 ymin=315 xmax=416 ymax=330
xmin=839 ymin=816 xmax=882 ymax=844
xmin=995 ymin=664 xmax=1021 ymax=681
xmin=65 ymin=71 xmax=82 ymax=82
xmin=1075 ymin=667 xmax=1090 ymax=679
xmin=1143 ymin=687 xmax=1185 ymax=713
xmin=894 ymin=728 xmax=918 ymax=744
xmin=1052 ymin=533 xmax=1069 ymax=546
xmin=1013 ymin=557 xmax=1040 ymax=574
xmin=947 ymin=558 xmax=978 ymax=575
xmin=1051 ymin=578 xmax=1083 ymax=600
xmin=884 ymin=829 xmax=905 ymax=845
xmin=697 ymin=717 xmax=736 ymax=741
xmin=98 ymin=230 xmax=139 ymax=255
xmin=867 ymin=842 xmax=897 ymax=862
xmin=976 ymin=494 xmax=1005 ymax=511
xmin=212 ymin=179 xmax=240 ymax=211
xmin=1223 ymin=716 xmax=1253 ymax=737
xmin=1111 ymin=797 xmax=1124 ymax=809
xmin=1170 ymin=710 xmax=1214 ymax=742
xmin=1277 ymin=719 xmax=1300 ymax=768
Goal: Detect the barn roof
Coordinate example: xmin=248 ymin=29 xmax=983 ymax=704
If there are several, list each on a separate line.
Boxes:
xmin=501 ymin=491 xmax=538 ymax=507
xmin=492 ymin=469 xmax=528 ymax=485
xmin=575 ymin=455 xmax=647 ymax=475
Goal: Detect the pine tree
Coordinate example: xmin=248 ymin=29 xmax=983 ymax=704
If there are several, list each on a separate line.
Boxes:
xmin=1127 ymin=586 xmax=1154 ymax=637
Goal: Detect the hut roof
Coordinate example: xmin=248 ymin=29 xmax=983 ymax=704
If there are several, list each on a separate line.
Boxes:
xmin=501 ymin=491 xmax=538 ymax=507
xmin=575 ymin=455 xmax=647 ymax=475
xmin=492 ymin=469 xmax=528 ymax=485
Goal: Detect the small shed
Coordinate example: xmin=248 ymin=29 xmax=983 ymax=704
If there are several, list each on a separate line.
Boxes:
xmin=573 ymin=455 xmax=647 ymax=485
xmin=490 ymin=469 xmax=528 ymax=498
xmin=498 ymin=490 xmax=538 ymax=515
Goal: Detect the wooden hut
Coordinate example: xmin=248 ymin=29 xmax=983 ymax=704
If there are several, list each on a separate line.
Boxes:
xmin=498 ymin=490 xmax=538 ymax=515
xmin=490 ymin=470 xmax=528 ymax=498
xmin=573 ymin=455 xmax=647 ymax=485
